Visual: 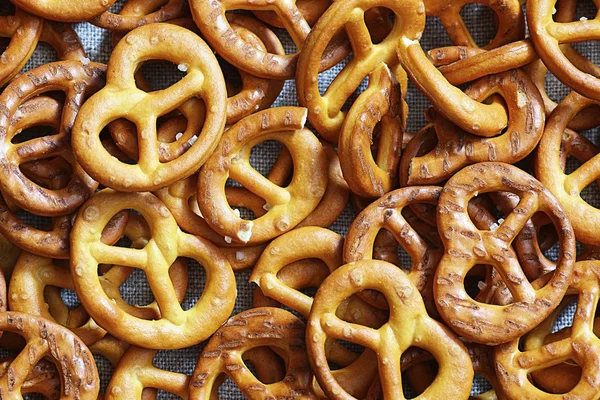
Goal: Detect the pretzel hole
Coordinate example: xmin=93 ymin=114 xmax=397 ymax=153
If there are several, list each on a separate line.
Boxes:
xmin=401 ymin=347 xmax=439 ymax=398
xmin=180 ymin=259 xmax=206 ymax=311
xmin=567 ymin=0 xmax=597 ymax=24
xmin=56 ymin=287 xmax=82 ymax=311
xmin=420 ymin=17 xmax=453 ymax=52
xmin=242 ymin=346 xmax=287 ymax=384
xmin=14 ymin=210 xmax=52 ymax=231
xmin=11 ymin=123 xmax=59 ymax=145
xmin=329 ymin=339 xmax=366 ymax=371
xmin=470 ymin=374 xmax=493 ymax=397
xmin=218 ymin=56 xmax=244 ymax=95
xmin=458 ymin=4 xmax=497 ymax=48
xmin=249 ymin=140 xmax=286 ymax=179
xmin=118 ymin=269 xmax=156 ymax=307
xmin=136 ymin=61 xmax=186 ymax=92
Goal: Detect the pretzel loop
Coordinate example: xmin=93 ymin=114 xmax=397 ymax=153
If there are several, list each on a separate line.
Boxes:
xmin=91 ymin=0 xmax=188 ymax=31
xmin=307 ymin=260 xmax=473 ymax=400
xmin=70 ymin=190 xmax=236 ymax=349
xmin=72 ymin=23 xmax=227 ymax=192
xmin=0 ymin=9 xmax=42 ymax=86
xmin=435 ymin=162 xmax=575 ymax=345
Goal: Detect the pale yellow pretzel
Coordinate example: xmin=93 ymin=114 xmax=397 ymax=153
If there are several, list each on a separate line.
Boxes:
xmin=308 ymin=260 xmax=473 ymax=399
xmin=72 ymin=23 xmax=227 ymax=192
xmin=198 ymin=107 xmax=329 ymax=244
xmin=70 ymin=190 xmax=236 ymax=349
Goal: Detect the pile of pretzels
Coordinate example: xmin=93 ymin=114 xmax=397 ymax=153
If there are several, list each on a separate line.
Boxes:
xmin=0 ymin=0 xmax=599 ymax=398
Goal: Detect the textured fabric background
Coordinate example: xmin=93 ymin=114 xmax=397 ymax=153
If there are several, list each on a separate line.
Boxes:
xmin=7 ymin=0 xmax=599 ymax=397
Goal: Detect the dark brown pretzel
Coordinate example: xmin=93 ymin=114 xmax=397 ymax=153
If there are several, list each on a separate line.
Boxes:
xmin=0 ymin=8 xmax=42 ymax=86
xmin=40 ymin=21 xmax=85 ymax=61
xmin=189 ymin=308 xmax=315 ymax=399
xmin=400 ymin=69 xmax=545 ymax=186
xmin=435 ymin=162 xmax=575 ymax=345
xmin=0 ymin=60 xmax=104 ymax=216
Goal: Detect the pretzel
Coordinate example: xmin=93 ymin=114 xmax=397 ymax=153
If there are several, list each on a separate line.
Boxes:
xmin=91 ymin=0 xmax=188 ymax=31
xmin=40 ymin=21 xmax=85 ymax=61
xmin=0 ymin=358 xmax=61 ymax=398
xmin=536 ymin=92 xmax=600 ymax=245
xmin=307 ymin=259 xmax=473 ymax=399
xmin=72 ymin=23 xmax=227 ymax=192
xmin=429 ymin=39 xmax=538 ymax=86
xmin=338 ymin=64 xmax=403 ymax=198
xmin=198 ymin=107 xmax=328 ymax=245
xmin=189 ymin=307 xmax=315 ymax=399
xmin=70 ymin=189 xmax=236 ymax=349
xmin=252 ymin=0 xmax=330 ymax=28
xmin=0 ymin=8 xmax=42 ymax=86
xmin=88 ymin=334 xmax=130 ymax=369
xmin=528 ymin=0 xmax=600 ymax=101
xmin=0 ymin=61 xmax=105 ymax=216
xmin=0 ymin=312 xmax=99 ymax=398
xmin=104 ymin=347 xmax=189 ymax=399
xmin=10 ymin=0 xmax=116 ymax=22
xmin=425 ymin=0 xmax=524 ymax=49
xmin=401 ymin=68 xmax=544 ymax=186
xmin=434 ymin=162 xmax=575 ymax=345
xmin=495 ymin=260 xmax=600 ymax=399
xmin=190 ymin=0 xmax=348 ymax=80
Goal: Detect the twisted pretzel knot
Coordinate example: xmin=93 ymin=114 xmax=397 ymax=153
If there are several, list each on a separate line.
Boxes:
xmin=528 ymin=0 xmax=600 ymax=101
xmin=10 ymin=0 xmax=116 ymax=22
xmin=308 ymin=259 xmax=473 ymax=400
xmin=536 ymin=91 xmax=600 ymax=245
xmin=189 ymin=307 xmax=314 ymax=399
xmin=434 ymin=162 xmax=575 ymax=345
xmin=190 ymin=0 xmax=347 ymax=80
xmin=73 ymin=23 xmax=227 ymax=192
xmin=70 ymin=190 xmax=236 ymax=349
xmin=338 ymin=64 xmax=403 ymax=198
xmin=401 ymin=69 xmax=545 ymax=185
xmin=0 ymin=312 xmax=99 ymax=399
xmin=0 ymin=61 xmax=104 ymax=216
xmin=198 ymin=107 xmax=328 ymax=244
xmin=0 ymin=8 xmax=41 ymax=86
xmin=495 ymin=261 xmax=600 ymax=399
xmin=105 ymin=347 xmax=189 ymax=399
xmin=91 ymin=0 xmax=188 ymax=31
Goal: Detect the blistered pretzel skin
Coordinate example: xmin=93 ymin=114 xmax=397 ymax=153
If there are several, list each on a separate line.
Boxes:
xmin=72 ymin=23 xmax=227 ymax=192
xmin=0 ymin=312 xmax=99 ymax=398
xmin=435 ymin=162 xmax=575 ymax=345
xmin=344 ymin=186 xmax=442 ymax=317
xmin=190 ymin=0 xmax=347 ymax=80
xmin=70 ymin=190 xmax=236 ymax=349
xmin=10 ymin=0 xmax=116 ymax=22
xmin=495 ymin=261 xmax=600 ymax=399
xmin=189 ymin=307 xmax=315 ymax=399
xmin=0 ymin=8 xmax=42 ymax=86
xmin=536 ymin=92 xmax=600 ymax=245
xmin=528 ymin=0 xmax=600 ymax=101
xmin=91 ymin=0 xmax=188 ymax=31
xmin=0 ymin=61 xmax=104 ymax=216
xmin=308 ymin=259 xmax=473 ymax=399
xmin=198 ymin=107 xmax=328 ymax=245
xmin=400 ymin=69 xmax=545 ymax=186
xmin=424 ymin=0 xmax=524 ymax=49
xmin=104 ymin=347 xmax=189 ymax=399
xmin=338 ymin=64 xmax=403 ymax=198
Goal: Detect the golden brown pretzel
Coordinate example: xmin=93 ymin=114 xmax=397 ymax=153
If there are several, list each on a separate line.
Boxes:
xmin=10 ymin=0 xmax=116 ymax=22
xmin=429 ymin=39 xmax=538 ymax=86
xmin=0 ymin=358 xmax=61 ymax=398
xmin=253 ymin=0 xmax=330 ymax=28
xmin=70 ymin=190 xmax=236 ymax=349
xmin=0 ymin=311 xmax=99 ymax=399
xmin=338 ymin=64 xmax=403 ymax=198
xmin=536 ymin=92 xmax=600 ymax=245
xmin=528 ymin=0 xmax=600 ymax=101
xmin=400 ymin=68 xmax=545 ymax=186
xmin=435 ymin=162 xmax=575 ymax=345
xmin=308 ymin=259 xmax=473 ymax=399
xmin=91 ymin=0 xmax=188 ymax=31
xmin=0 ymin=8 xmax=42 ymax=86
xmin=0 ymin=60 xmax=104 ymax=216
xmin=495 ymin=261 xmax=600 ymax=399
xmin=198 ymin=107 xmax=328 ymax=245
xmin=40 ymin=21 xmax=85 ymax=61
xmin=105 ymin=347 xmax=189 ymax=399
xmin=189 ymin=307 xmax=315 ymax=399
xmin=72 ymin=23 xmax=227 ymax=192
xmin=344 ymin=186 xmax=442 ymax=316
xmin=190 ymin=0 xmax=348 ymax=80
